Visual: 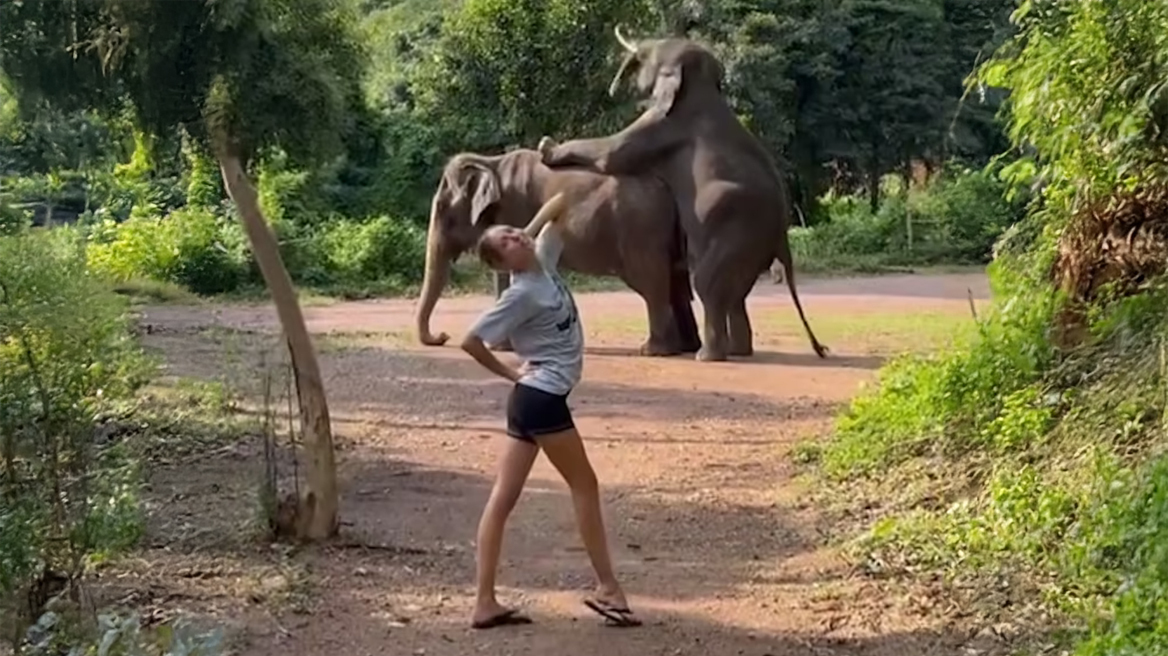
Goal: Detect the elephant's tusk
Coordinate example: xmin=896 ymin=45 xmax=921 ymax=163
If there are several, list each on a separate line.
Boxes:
xmin=614 ymin=24 xmax=636 ymax=53
xmin=609 ymin=52 xmax=635 ymax=97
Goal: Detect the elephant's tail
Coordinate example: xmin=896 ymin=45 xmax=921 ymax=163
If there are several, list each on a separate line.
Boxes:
xmin=776 ymin=188 xmax=828 ymax=358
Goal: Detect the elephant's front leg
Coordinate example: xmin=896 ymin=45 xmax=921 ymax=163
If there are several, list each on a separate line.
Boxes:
xmin=622 ymin=269 xmax=680 ymax=356
xmin=728 ymin=296 xmax=753 ymax=357
xmin=488 ymin=271 xmax=514 ymax=352
xmin=641 ymin=295 xmax=682 ymax=357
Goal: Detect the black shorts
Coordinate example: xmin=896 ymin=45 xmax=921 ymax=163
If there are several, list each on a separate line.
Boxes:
xmin=506 ymin=382 xmax=575 ymax=442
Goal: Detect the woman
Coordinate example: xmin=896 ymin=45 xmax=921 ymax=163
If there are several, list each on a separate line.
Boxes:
xmin=459 ymin=191 xmax=641 ymax=630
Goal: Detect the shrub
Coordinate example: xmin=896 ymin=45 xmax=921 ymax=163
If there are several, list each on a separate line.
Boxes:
xmin=86 ymin=206 xmax=248 ymax=295
xmin=318 ymin=214 xmax=427 ymax=286
xmin=791 ymin=167 xmax=1026 ymax=272
xmin=824 ymin=253 xmax=1060 ymax=477
xmin=0 ymin=229 xmax=154 ymax=642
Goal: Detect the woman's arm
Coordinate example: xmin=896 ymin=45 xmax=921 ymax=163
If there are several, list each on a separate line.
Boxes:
xmin=522 ymin=191 xmax=569 ymax=238
xmin=460 ymin=284 xmax=533 ymax=381
xmin=460 ymin=335 xmax=522 ymax=382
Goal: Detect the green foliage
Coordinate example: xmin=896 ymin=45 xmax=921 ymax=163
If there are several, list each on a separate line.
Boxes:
xmin=415 ymin=0 xmax=652 ymax=146
xmin=0 ymin=0 xmax=369 ymax=166
xmin=790 ymin=166 xmax=1027 ymax=273
xmin=315 ymin=214 xmax=426 ymax=288
xmin=978 ymin=0 xmax=1168 ymax=209
xmin=0 ymin=229 xmax=153 ymax=636
xmin=825 ymin=253 xmax=1059 ymax=476
xmin=86 ymin=207 xmax=249 ymax=296
xmin=815 ymin=3 xmax=1168 ymax=652
xmin=82 ymin=200 xmax=426 ymax=298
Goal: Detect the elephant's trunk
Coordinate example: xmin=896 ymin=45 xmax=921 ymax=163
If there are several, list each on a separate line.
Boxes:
xmin=415 ymin=201 xmax=453 ymax=347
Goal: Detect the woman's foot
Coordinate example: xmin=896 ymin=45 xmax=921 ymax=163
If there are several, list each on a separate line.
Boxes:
xmin=583 ymin=586 xmax=641 ymax=627
xmin=471 ymin=602 xmax=533 ymax=630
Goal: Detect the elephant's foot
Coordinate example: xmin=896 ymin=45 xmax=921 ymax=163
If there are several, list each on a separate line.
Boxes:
xmin=695 ymin=345 xmax=728 ymax=362
xmin=679 ymin=337 xmax=702 ymax=354
xmin=640 ymin=338 xmax=680 ymax=357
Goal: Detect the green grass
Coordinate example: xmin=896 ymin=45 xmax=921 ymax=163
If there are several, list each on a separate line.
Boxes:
xmin=589 ymin=306 xmax=980 ymax=357
xmin=804 ymin=261 xmax=1168 ymax=656
xmin=112 ymin=277 xmax=202 ymax=305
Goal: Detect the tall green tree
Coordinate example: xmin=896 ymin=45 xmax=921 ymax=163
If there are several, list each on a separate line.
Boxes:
xmin=413 ymin=0 xmax=658 ymax=150
xmin=0 ymin=0 xmax=370 ymax=540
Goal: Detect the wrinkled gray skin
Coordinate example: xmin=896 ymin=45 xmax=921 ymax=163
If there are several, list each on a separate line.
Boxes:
xmin=414 ymin=148 xmax=701 ymax=356
xmin=538 ymin=28 xmax=828 ymax=361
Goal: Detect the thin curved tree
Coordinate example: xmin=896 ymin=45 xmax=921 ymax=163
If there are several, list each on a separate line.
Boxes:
xmin=0 ymin=0 xmax=369 ymax=540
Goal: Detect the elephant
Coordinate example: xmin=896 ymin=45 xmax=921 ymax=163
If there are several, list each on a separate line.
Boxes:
xmin=413 ymin=147 xmax=702 ymax=356
xmin=537 ymin=27 xmax=828 ymax=362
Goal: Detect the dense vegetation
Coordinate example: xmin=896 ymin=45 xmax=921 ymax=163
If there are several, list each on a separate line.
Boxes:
xmin=1 ymin=0 xmax=1022 ymax=302
xmin=809 ymin=1 xmax=1168 ymax=654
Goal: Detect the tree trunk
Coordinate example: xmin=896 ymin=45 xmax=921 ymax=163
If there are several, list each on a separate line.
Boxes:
xmin=867 ymin=172 xmax=881 ymax=214
xmin=215 ymin=149 xmax=338 ymax=541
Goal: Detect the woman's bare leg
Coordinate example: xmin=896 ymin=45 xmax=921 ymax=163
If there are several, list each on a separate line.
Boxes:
xmin=537 ymin=427 xmax=630 ymax=610
xmin=473 ymin=436 xmax=539 ymax=626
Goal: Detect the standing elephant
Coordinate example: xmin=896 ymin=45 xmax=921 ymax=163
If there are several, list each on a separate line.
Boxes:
xmin=537 ymin=27 xmax=828 ymax=362
xmin=414 ymin=148 xmax=701 ymax=356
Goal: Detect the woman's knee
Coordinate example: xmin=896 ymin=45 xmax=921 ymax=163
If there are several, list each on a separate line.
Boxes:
xmin=487 ymin=478 xmax=525 ymax=514
xmin=568 ymin=464 xmax=599 ymax=496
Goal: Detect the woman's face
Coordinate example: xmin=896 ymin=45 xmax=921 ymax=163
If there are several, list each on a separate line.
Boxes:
xmin=482 ymin=226 xmax=536 ymax=270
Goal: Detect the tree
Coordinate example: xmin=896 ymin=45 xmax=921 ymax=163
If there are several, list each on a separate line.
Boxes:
xmin=413 ymin=0 xmax=658 ymax=150
xmin=0 ymin=0 xmax=370 ymax=540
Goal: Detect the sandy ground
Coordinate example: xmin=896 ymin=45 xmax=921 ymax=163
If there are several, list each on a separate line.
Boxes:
xmin=116 ymin=272 xmax=1009 ymax=656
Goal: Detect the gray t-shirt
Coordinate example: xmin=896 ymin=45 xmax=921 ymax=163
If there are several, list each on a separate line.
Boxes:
xmin=467 ymin=226 xmax=583 ymax=396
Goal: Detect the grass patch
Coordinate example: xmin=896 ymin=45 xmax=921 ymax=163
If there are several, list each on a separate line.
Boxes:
xmin=807 ymin=247 xmax=1168 ymax=654
xmin=111 ymin=277 xmax=202 ymax=305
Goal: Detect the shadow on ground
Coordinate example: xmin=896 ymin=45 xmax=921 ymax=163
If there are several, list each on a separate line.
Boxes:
xmin=144 ymin=330 xmax=842 ymax=427
xmin=122 ymin=441 xmax=1022 ymax=656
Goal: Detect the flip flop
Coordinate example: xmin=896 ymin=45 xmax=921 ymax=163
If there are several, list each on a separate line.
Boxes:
xmin=583 ymin=598 xmax=642 ymax=628
xmin=471 ymin=608 xmax=533 ymax=630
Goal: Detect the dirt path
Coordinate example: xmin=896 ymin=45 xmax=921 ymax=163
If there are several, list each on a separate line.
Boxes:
xmin=131 ymin=272 xmax=996 ymax=656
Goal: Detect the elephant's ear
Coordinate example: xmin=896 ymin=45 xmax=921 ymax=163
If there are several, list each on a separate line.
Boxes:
xmin=469 ymin=170 xmax=502 ymax=226
xmin=651 ymin=64 xmax=682 ymax=115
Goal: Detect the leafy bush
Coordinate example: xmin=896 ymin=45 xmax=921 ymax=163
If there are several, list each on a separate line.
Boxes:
xmin=86 ymin=206 xmax=248 ymax=295
xmin=791 ymin=167 xmax=1027 ymax=272
xmin=317 ymin=214 xmax=426 ymax=287
xmin=824 ymin=265 xmax=1168 ymax=651
xmin=824 ymin=252 xmax=1060 ymax=477
xmin=84 ymin=200 xmax=428 ymax=298
xmin=0 ymin=229 xmax=154 ymax=642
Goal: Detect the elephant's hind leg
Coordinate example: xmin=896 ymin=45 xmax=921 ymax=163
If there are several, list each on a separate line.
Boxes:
xmin=692 ymin=252 xmax=730 ymax=362
xmin=728 ymin=296 xmax=753 ymax=357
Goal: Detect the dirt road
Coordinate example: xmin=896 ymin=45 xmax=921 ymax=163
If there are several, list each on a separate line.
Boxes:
xmin=130 ymin=272 xmax=997 ymax=656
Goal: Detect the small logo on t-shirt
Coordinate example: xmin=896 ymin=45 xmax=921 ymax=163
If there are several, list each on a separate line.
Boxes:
xmin=551 ymin=275 xmax=579 ymax=333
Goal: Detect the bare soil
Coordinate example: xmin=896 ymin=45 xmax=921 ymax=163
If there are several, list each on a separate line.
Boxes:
xmin=111 ymin=272 xmax=1012 ymax=656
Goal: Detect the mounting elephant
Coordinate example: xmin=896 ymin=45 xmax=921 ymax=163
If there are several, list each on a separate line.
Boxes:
xmin=414 ymin=148 xmax=701 ymax=356
xmin=537 ymin=27 xmax=828 ymax=362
